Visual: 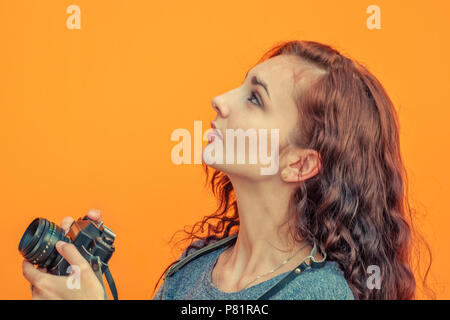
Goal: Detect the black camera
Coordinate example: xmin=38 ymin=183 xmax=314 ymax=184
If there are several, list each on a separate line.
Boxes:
xmin=18 ymin=215 xmax=118 ymax=299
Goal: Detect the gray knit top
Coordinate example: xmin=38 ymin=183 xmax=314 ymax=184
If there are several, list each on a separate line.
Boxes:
xmin=153 ymin=239 xmax=354 ymax=300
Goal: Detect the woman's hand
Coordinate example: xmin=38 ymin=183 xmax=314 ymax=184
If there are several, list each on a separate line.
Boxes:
xmin=22 ymin=209 xmax=106 ymax=300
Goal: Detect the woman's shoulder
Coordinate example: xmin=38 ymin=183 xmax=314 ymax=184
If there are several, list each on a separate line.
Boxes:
xmin=283 ymin=260 xmax=355 ymax=300
xmin=180 ymin=237 xmax=223 ymax=259
xmin=168 ymin=237 xmax=225 ymax=276
xmin=180 ymin=234 xmax=238 ymax=259
xmin=153 ymin=238 xmax=219 ymax=300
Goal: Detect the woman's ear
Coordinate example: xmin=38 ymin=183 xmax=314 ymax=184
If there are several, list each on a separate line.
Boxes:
xmin=280 ymin=149 xmax=321 ymax=183
xmin=280 ymin=166 xmax=299 ymax=182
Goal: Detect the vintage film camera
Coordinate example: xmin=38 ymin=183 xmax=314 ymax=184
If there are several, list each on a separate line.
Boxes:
xmin=18 ymin=215 xmax=118 ymax=299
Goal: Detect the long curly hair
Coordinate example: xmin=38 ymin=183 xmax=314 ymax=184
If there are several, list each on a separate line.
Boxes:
xmin=153 ymin=40 xmax=434 ymax=300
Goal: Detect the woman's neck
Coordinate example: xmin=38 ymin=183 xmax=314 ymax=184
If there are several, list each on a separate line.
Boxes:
xmin=215 ymin=174 xmax=313 ymax=292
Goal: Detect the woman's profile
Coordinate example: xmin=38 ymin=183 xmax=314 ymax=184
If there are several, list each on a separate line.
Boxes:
xmin=153 ymin=40 xmax=433 ymax=300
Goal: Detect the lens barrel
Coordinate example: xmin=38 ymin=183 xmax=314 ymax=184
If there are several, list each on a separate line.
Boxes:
xmin=18 ymin=218 xmax=71 ymax=272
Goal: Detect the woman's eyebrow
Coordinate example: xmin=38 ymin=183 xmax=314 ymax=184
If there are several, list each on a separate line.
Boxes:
xmin=244 ymin=71 xmax=271 ymax=101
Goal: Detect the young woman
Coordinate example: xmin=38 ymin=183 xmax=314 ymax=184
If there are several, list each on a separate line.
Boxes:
xmin=153 ymin=40 xmax=433 ymax=300
xmin=21 ymin=40 xmax=433 ymax=300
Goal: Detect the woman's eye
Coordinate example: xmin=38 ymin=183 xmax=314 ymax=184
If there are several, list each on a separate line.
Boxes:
xmin=247 ymin=92 xmax=261 ymax=107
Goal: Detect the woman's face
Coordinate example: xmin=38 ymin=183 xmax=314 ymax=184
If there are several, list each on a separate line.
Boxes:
xmin=203 ymin=54 xmax=322 ymax=180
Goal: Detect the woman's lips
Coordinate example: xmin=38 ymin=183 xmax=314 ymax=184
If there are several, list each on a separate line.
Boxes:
xmin=210 ymin=121 xmax=223 ymax=140
xmin=207 ymin=132 xmax=215 ymax=143
xmin=207 ymin=129 xmax=222 ymax=143
xmin=213 ymin=129 xmax=223 ymax=140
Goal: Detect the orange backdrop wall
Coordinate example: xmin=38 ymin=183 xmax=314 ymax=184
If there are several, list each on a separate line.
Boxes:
xmin=1 ymin=0 xmax=449 ymax=299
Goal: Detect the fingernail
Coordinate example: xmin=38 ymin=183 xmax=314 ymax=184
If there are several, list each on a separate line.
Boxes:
xmin=56 ymin=241 xmax=65 ymax=250
xmin=90 ymin=209 xmax=100 ymax=215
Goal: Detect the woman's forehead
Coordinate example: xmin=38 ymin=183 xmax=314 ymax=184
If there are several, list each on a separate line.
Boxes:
xmin=252 ymin=55 xmax=299 ymax=84
xmin=251 ymin=55 xmax=318 ymax=104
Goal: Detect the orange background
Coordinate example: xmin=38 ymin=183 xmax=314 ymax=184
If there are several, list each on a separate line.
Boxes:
xmin=0 ymin=0 xmax=449 ymax=299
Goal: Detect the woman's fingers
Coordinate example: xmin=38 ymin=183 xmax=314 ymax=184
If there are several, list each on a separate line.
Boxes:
xmin=60 ymin=217 xmax=74 ymax=234
xmin=86 ymin=209 xmax=102 ymax=222
xmin=23 ymin=260 xmax=49 ymax=288
xmin=60 ymin=209 xmax=102 ymax=234
xmin=37 ymin=266 xmax=47 ymax=273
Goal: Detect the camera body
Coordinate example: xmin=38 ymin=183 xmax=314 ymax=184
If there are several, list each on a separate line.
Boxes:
xmin=19 ymin=215 xmax=118 ymax=299
xmin=60 ymin=216 xmax=116 ymax=276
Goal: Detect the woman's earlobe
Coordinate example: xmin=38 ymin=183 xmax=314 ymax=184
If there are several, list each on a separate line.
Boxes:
xmin=281 ymin=167 xmax=300 ymax=182
xmin=281 ymin=169 xmax=289 ymax=180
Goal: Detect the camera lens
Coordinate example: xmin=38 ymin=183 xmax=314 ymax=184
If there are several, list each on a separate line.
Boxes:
xmin=18 ymin=218 xmax=71 ymax=272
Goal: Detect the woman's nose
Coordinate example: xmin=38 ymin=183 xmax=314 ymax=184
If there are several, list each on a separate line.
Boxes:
xmin=211 ymin=97 xmax=229 ymax=118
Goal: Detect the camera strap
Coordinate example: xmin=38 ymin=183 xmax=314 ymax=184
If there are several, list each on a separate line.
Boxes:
xmin=83 ymin=246 xmax=119 ymax=300
xmin=256 ymin=241 xmax=327 ymax=299
xmin=90 ymin=255 xmax=119 ymax=300
xmin=91 ymin=256 xmax=109 ymax=300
